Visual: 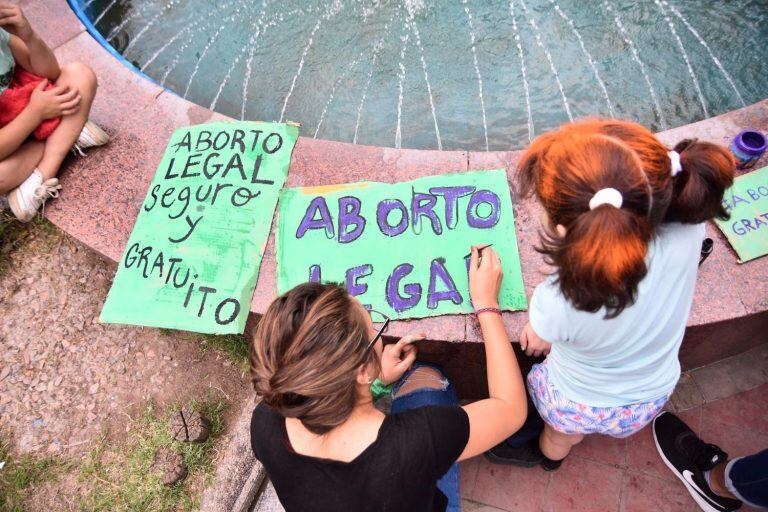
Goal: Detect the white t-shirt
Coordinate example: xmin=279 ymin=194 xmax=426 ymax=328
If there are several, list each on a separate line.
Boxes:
xmin=529 ymin=222 xmax=705 ymax=407
xmin=0 ymin=30 xmax=14 ymax=94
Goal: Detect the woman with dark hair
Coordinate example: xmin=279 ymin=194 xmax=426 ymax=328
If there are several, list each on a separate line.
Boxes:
xmin=250 ymin=245 xmax=528 ymax=511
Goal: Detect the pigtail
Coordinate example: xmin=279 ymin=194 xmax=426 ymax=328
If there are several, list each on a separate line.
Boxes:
xmin=521 ymin=126 xmax=656 ymax=318
xmin=667 ymin=139 xmax=735 ymax=223
xmin=545 ymin=206 xmax=652 ymax=318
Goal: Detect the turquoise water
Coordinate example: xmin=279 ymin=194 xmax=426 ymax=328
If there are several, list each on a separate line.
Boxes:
xmin=78 ymin=0 xmax=768 ymax=151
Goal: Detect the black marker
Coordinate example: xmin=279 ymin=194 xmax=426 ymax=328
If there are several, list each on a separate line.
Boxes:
xmin=464 ymin=244 xmax=493 ymax=259
xmin=699 ymin=238 xmax=714 ymax=266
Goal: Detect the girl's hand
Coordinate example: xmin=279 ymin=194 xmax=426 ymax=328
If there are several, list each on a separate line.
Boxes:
xmin=469 ymin=245 xmax=503 ymax=310
xmin=379 ymin=333 xmax=423 ymax=385
xmin=0 ymin=4 xmax=34 ymax=42
xmin=519 ymin=322 xmax=552 ymax=357
xmin=28 ymin=80 xmax=81 ymax=120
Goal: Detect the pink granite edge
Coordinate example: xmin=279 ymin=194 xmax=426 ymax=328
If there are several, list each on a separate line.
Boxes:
xmin=38 ymin=0 xmax=768 ymax=345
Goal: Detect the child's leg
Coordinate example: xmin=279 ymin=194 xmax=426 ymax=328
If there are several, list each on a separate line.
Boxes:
xmin=37 ymin=63 xmax=97 ymax=180
xmin=540 ymin=423 xmax=584 ymax=461
xmin=0 ymin=141 xmax=44 ymax=194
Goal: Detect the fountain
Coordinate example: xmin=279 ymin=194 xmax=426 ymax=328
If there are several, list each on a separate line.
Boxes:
xmin=74 ymin=0 xmax=767 ymax=151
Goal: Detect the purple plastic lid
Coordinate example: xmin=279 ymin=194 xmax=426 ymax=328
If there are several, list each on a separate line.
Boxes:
xmin=734 ymin=130 xmax=767 ymax=157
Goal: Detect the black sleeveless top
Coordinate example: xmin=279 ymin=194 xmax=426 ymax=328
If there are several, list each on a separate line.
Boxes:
xmin=250 ymin=402 xmax=470 ymax=512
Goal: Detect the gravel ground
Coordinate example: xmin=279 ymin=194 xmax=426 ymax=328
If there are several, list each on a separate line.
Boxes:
xmin=0 ymin=220 xmax=250 ymax=457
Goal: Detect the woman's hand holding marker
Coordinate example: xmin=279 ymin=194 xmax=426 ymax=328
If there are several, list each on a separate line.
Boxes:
xmin=469 ymin=245 xmax=502 ymax=311
xmin=379 ymin=333 xmax=423 ymax=385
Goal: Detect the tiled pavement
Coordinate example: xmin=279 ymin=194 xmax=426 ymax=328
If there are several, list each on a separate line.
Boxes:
xmin=253 ymin=343 xmax=768 ymax=511
xmin=461 ymin=344 xmax=768 ymax=512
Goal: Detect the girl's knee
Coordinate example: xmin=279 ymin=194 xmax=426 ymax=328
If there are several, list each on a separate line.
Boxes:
xmin=60 ymin=62 xmax=98 ymax=95
xmin=544 ymin=425 xmax=583 ymax=446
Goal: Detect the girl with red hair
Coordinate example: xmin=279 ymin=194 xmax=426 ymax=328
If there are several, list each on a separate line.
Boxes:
xmin=487 ymin=120 xmax=734 ymax=471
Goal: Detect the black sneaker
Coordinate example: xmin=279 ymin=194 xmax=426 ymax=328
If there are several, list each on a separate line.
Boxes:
xmin=652 ymin=412 xmax=742 ymax=512
xmin=540 ymin=455 xmax=564 ymax=472
xmin=484 ymin=439 xmax=544 ymax=467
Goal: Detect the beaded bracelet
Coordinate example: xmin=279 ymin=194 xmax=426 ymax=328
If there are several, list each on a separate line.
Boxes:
xmin=475 ymin=307 xmax=502 ymax=317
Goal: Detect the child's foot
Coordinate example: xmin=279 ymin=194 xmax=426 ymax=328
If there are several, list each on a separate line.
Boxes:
xmin=653 ymin=412 xmax=741 ymax=512
xmin=73 ymin=120 xmax=109 ymax=155
xmin=484 ymin=439 xmax=545 ymax=467
xmin=7 ymin=169 xmax=62 ymax=222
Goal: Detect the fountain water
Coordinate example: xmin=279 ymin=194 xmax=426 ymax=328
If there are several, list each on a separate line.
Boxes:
xmin=280 ymin=1 xmax=345 ymax=123
xmin=509 ymin=0 xmax=534 ymax=142
xmin=603 ymin=0 xmax=667 ymax=129
xmin=404 ymin=2 xmax=442 ymax=150
xmin=653 ymin=0 xmax=707 ymax=118
xmin=662 ymin=0 xmax=746 ymax=107
xmin=78 ymin=0 xmax=766 ymax=151
xmin=519 ymin=0 xmax=573 ymax=122
xmin=461 ymin=0 xmax=489 ymax=151
xmin=549 ymin=1 xmax=614 ymax=118
xmin=395 ymin=29 xmax=410 ymax=149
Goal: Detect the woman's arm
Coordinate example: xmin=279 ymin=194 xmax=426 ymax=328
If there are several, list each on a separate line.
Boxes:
xmin=1 ymin=4 xmax=60 ymax=80
xmin=458 ymin=246 xmax=528 ymax=461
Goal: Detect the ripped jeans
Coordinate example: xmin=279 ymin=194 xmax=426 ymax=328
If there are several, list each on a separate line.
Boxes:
xmin=390 ymin=363 xmax=461 ymax=512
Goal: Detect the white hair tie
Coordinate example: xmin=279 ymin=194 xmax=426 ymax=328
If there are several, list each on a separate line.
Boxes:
xmin=668 ymin=150 xmax=683 ymax=177
xmin=589 ymin=188 xmax=623 ymax=210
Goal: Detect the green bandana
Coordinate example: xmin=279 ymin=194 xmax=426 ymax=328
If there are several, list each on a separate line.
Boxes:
xmin=369 ymin=378 xmax=394 ymax=401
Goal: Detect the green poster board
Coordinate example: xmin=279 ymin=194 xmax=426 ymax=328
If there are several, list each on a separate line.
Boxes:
xmin=276 ymin=169 xmax=527 ymax=320
xmin=716 ymin=165 xmax=768 ymax=263
xmin=101 ymin=121 xmax=299 ymax=333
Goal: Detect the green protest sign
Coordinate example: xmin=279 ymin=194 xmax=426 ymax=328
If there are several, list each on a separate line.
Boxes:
xmin=101 ymin=121 xmax=299 ymax=333
xmin=716 ymin=165 xmax=768 ymax=263
xmin=276 ymin=169 xmax=527 ymax=320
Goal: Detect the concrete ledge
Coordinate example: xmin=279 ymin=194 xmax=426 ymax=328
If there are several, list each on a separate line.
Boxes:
xmin=31 ymin=2 xmax=768 ymax=394
xmin=199 ymin=396 xmax=267 ymax=512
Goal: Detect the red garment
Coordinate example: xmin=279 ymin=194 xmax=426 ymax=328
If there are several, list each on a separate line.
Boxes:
xmin=0 ymin=67 xmax=61 ymax=140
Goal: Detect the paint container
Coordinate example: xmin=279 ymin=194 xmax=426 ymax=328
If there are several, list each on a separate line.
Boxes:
xmin=730 ymin=130 xmax=766 ymax=169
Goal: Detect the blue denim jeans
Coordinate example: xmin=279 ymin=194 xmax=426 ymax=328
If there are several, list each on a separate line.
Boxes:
xmin=391 ymin=363 xmax=461 ymax=512
xmin=725 ymin=448 xmax=768 ymax=508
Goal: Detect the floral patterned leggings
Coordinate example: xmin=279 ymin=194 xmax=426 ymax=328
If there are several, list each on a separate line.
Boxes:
xmin=528 ymin=361 xmax=668 ymax=438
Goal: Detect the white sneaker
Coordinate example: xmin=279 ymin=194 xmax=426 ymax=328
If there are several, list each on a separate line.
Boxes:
xmin=72 ymin=120 xmax=109 ymax=155
xmin=7 ymin=169 xmax=62 ymax=222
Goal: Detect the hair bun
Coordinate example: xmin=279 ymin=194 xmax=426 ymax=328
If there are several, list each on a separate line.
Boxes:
xmin=250 ymin=282 xmax=377 ymax=435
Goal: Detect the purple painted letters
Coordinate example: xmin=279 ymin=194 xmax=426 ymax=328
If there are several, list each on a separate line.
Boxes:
xmin=385 ymin=263 xmax=422 ymax=313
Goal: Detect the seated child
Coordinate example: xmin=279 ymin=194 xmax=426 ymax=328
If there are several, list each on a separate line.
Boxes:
xmin=490 ymin=119 xmax=734 ymax=469
xmin=0 ymin=3 xmax=108 ymax=222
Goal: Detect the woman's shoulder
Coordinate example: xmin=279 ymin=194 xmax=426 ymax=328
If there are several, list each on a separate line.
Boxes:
xmin=250 ymin=401 xmax=282 ymax=451
xmin=251 ymin=400 xmax=280 ymax=427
